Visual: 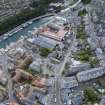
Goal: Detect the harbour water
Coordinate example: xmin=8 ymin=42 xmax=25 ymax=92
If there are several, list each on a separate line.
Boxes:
xmin=0 ymin=16 xmax=52 ymax=48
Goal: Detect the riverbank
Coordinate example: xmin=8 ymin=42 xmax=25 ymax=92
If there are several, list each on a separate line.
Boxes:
xmin=0 ymin=13 xmax=54 ymax=41
xmin=0 ymin=15 xmax=53 ymax=49
xmin=0 ymin=0 xmax=55 ymax=35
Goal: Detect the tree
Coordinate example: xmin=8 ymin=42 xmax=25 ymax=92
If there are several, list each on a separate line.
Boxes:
xmin=84 ymin=88 xmax=99 ymax=104
xmin=90 ymin=57 xmax=99 ymax=68
xmin=39 ymin=48 xmax=52 ymax=57
xmin=76 ymin=48 xmax=91 ymax=62
xmin=76 ymin=22 xmax=85 ymax=39
xmin=78 ymin=9 xmax=87 ymax=16
xmin=81 ymin=0 xmax=91 ymax=4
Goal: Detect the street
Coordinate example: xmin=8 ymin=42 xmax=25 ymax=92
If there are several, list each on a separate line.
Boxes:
xmin=52 ymin=31 xmax=76 ymax=105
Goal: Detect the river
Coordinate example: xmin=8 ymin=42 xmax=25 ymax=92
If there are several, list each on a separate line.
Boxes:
xmin=0 ymin=16 xmax=52 ymax=48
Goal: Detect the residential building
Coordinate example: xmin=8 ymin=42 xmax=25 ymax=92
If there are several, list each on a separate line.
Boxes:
xmin=60 ymin=76 xmax=78 ymax=89
xmin=77 ymin=67 xmax=105 ymax=82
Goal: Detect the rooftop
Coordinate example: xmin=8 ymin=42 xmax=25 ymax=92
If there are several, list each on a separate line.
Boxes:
xmin=39 ymin=26 xmax=67 ymax=41
xmin=60 ymin=76 xmax=78 ymax=89
xmin=77 ymin=67 xmax=105 ymax=82
xmin=38 ymin=16 xmax=68 ymax=41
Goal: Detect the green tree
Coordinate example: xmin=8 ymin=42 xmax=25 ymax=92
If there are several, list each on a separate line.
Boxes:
xmin=76 ymin=48 xmax=91 ymax=62
xmin=81 ymin=0 xmax=91 ymax=4
xmin=39 ymin=48 xmax=52 ymax=57
xmin=78 ymin=9 xmax=87 ymax=16
xmin=84 ymin=88 xmax=99 ymax=104
xmin=90 ymin=57 xmax=99 ymax=68
xmin=76 ymin=22 xmax=85 ymax=39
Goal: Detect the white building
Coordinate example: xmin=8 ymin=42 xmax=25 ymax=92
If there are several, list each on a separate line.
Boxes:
xmin=77 ymin=67 xmax=105 ymax=82
xmin=29 ymin=60 xmax=42 ymax=73
xmin=60 ymin=76 xmax=78 ymax=89
xmin=69 ymin=63 xmax=90 ymax=74
xmin=0 ymin=70 xmax=7 ymax=85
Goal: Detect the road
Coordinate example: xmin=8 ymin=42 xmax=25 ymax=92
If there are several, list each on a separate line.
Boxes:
xmin=1 ymin=53 xmax=13 ymax=101
xmin=69 ymin=0 xmax=81 ymax=9
xmin=58 ymin=38 xmax=75 ymax=76
xmin=52 ymin=0 xmax=80 ymax=103
xmin=53 ymin=32 xmax=76 ymax=105
xmin=61 ymin=0 xmax=81 ymax=13
xmin=54 ymin=77 xmax=62 ymax=105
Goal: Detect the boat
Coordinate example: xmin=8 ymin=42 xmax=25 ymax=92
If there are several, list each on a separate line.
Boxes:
xmin=4 ymin=33 xmax=8 ymax=36
xmin=4 ymin=49 xmax=8 ymax=52
xmin=3 ymin=36 xmax=8 ymax=40
xmin=22 ymin=23 xmax=28 ymax=28
xmin=15 ymin=28 xmax=22 ymax=33
xmin=33 ymin=27 xmax=37 ymax=30
xmin=8 ymin=33 xmax=13 ymax=37
xmin=20 ymin=27 xmax=23 ymax=30
xmin=28 ymin=31 xmax=32 ymax=33
xmin=28 ymin=21 xmax=33 ymax=25
xmin=0 ymin=48 xmax=5 ymax=54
